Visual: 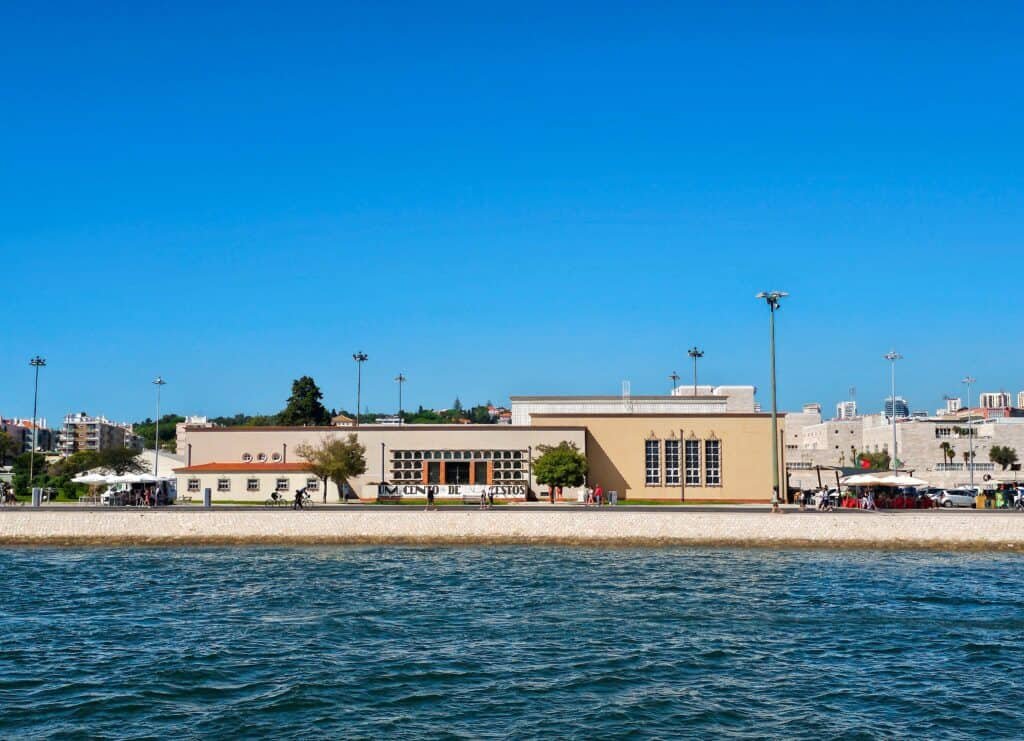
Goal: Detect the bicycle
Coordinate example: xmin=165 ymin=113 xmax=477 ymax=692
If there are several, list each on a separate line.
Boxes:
xmin=264 ymin=492 xmax=288 ymax=508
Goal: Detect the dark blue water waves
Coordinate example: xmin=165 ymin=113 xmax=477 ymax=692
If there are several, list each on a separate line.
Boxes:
xmin=2 ymin=547 xmax=1023 ymax=738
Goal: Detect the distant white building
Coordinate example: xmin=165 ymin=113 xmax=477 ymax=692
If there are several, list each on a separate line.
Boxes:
xmin=884 ymin=397 xmax=909 ymax=420
xmin=1018 ymin=391 xmax=1024 ymax=409
xmin=980 ymin=391 xmax=1012 ymax=409
xmin=835 ymin=400 xmax=857 ymax=420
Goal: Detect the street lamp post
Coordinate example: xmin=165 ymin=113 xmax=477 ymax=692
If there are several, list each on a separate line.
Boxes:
xmin=395 ymin=373 xmax=407 ymax=425
xmin=756 ymin=292 xmax=787 ymax=512
xmin=668 ymin=371 xmax=680 ymax=395
xmin=353 ymin=352 xmax=368 ymax=427
xmin=687 ymin=347 xmax=704 ymax=396
xmin=28 ymin=356 xmax=46 ymax=490
xmin=962 ymin=375 xmax=976 ymax=488
xmin=153 ymin=377 xmax=166 ymax=503
xmin=884 ymin=351 xmax=902 ymax=471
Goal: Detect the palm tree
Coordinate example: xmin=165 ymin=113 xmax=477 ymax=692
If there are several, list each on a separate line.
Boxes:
xmin=939 ymin=441 xmax=955 ymax=466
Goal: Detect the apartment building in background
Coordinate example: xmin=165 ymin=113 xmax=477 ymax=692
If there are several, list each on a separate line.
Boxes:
xmin=980 ymin=391 xmax=1012 ymax=409
xmin=58 ymin=412 xmax=143 ymax=456
xmin=1 ymin=418 xmax=58 ymax=455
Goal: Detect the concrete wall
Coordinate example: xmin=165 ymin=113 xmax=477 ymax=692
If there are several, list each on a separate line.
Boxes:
xmin=529 ymin=414 xmax=777 ymax=502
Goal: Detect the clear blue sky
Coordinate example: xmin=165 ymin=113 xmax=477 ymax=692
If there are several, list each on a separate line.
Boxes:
xmin=2 ymin=2 xmax=1022 ymax=426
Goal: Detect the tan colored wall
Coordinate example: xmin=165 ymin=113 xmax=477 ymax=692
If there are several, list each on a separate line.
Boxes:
xmin=531 ymin=414 xmax=778 ymax=502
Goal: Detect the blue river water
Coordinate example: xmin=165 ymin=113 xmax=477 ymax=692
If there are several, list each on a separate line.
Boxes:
xmin=1 ymin=546 xmax=1022 ymax=739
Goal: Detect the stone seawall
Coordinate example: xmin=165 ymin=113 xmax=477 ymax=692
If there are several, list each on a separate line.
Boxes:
xmin=2 ymin=510 xmax=1024 ymax=550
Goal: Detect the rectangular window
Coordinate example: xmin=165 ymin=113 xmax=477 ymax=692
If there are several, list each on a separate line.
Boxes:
xmin=187 ymin=478 xmax=200 ymax=492
xmin=306 ymin=478 xmax=319 ymax=491
xmin=275 ymin=478 xmax=289 ymax=492
xmin=246 ymin=478 xmax=260 ymax=492
xmin=685 ymin=439 xmax=701 ymax=486
xmin=645 ymin=440 xmax=661 ymax=486
xmin=705 ymin=440 xmax=721 ymax=486
xmin=665 ymin=440 xmax=680 ymax=486
xmin=217 ymin=478 xmax=230 ymax=492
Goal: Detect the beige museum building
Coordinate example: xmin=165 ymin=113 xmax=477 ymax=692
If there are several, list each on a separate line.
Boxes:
xmin=174 ymin=386 xmax=781 ymax=503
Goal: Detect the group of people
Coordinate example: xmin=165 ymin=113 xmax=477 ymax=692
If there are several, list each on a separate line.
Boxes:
xmin=798 ymin=487 xmax=935 ymax=511
xmin=582 ymin=484 xmax=615 ymax=506
xmin=1 ymin=483 xmax=16 ymax=505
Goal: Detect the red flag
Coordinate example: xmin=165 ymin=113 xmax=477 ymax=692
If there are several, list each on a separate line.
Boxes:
xmin=860 ymin=457 xmax=871 ymax=469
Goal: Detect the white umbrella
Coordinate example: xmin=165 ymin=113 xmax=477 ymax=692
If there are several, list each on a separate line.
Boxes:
xmin=841 ymin=471 xmax=928 ymax=487
xmin=71 ymin=472 xmax=108 ymax=484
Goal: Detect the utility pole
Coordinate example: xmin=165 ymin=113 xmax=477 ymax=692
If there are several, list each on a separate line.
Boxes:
xmin=153 ymin=376 xmax=167 ymax=503
xmin=962 ymin=375 xmax=976 ymax=488
xmin=687 ymin=347 xmax=704 ymax=396
xmin=756 ymin=292 xmax=787 ymax=512
xmin=884 ymin=351 xmax=903 ymax=470
xmin=28 ymin=356 xmax=46 ymax=489
xmin=668 ymin=371 xmax=680 ymax=395
xmin=395 ymin=373 xmax=406 ymax=425
xmin=353 ymin=352 xmax=368 ymax=427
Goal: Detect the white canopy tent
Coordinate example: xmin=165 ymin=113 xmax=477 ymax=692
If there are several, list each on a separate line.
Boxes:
xmin=840 ymin=472 xmax=929 ymax=487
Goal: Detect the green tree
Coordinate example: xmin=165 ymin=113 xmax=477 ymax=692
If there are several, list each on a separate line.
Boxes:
xmin=989 ymin=445 xmax=1019 ymax=470
xmin=133 ymin=414 xmax=185 ymax=450
xmin=452 ymin=397 xmax=463 ymax=412
xmin=296 ymin=434 xmax=367 ymax=501
xmin=533 ymin=441 xmax=588 ymax=490
xmin=278 ymin=376 xmax=330 ymax=426
xmin=962 ymin=450 xmax=975 ymax=465
xmin=97 ymin=448 xmax=146 ymax=475
xmin=0 ymin=430 xmax=17 ymax=466
xmin=468 ymin=405 xmax=494 ymax=425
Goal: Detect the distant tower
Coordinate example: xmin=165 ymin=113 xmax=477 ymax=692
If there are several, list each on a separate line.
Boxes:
xmin=622 ymin=380 xmax=632 ymax=412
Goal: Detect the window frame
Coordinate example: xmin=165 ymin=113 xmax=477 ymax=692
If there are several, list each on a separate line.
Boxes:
xmin=664 ymin=439 xmax=680 ymax=486
xmin=705 ymin=439 xmax=722 ymax=487
xmin=644 ymin=439 xmax=661 ymax=486
xmin=684 ymin=439 xmax=701 ymax=486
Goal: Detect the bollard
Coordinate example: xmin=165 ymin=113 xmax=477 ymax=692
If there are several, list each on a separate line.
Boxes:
xmin=31 ymin=487 xmax=42 ymax=508
xmin=203 ymin=487 xmax=212 ymax=508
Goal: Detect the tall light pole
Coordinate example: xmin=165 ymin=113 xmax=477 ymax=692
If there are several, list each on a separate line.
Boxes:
xmin=28 ymin=356 xmax=46 ymax=489
xmin=687 ymin=347 xmax=704 ymax=396
xmin=668 ymin=371 xmax=680 ymax=395
xmin=962 ymin=375 xmax=976 ymax=488
xmin=353 ymin=352 xmax=368 ymax=427
xmin=756 ymin=292 xmax=787 ymax=512
xmin=153 ymin=377 xmax=166 ymax=500
xmin=395 ymin=373 xmax=407 ymax=424
xmin=884 ymin=351 xmax=902 ymax=471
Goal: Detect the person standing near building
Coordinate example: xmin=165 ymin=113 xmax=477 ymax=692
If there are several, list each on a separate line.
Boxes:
xmin=593 ymin=484 xmax=603 ymax=507
xmin=609 ymin=489 xmax=618 ymax=507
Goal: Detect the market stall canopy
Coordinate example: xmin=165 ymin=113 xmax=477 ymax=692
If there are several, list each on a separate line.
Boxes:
xmin=840 ymin=472 xmax=928 ymax=487
xmin=71 ymin=472 xmax=108 ymax=484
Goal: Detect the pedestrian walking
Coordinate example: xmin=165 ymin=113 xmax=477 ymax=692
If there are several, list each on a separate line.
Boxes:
xmin=609 ymin=489 xmax=618 ymax=506
xmin=593 ymin=484 xmax=603 ymax=507
xmin=425 ymin=487 xmax=435 ymax=511
xmin=293 ymin=487 xmax=305 ymax=510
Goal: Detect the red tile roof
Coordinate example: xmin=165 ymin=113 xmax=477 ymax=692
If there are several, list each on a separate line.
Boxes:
xmin=173 ymin=462 xmax=312 ymax=473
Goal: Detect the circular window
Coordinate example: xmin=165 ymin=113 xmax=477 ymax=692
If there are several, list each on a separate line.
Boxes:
xmin=271 ymin=452 xmax=281 ymax=462
xmin=242 ymin=453 xmax=253 ymax=462
xmin=257 ymin=453 xmax=268 ymax=462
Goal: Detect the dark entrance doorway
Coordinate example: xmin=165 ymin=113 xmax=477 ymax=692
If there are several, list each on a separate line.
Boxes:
xmin=445 ymin=462 xmax=470 ymax=484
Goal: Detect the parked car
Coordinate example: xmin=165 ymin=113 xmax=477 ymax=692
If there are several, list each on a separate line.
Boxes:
xmin=936 ymin=488 xmax=977 ymax=508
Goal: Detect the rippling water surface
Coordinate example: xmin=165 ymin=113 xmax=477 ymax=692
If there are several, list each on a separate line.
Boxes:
xmin=2 ymin=547 xmax=1023 ymax=738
